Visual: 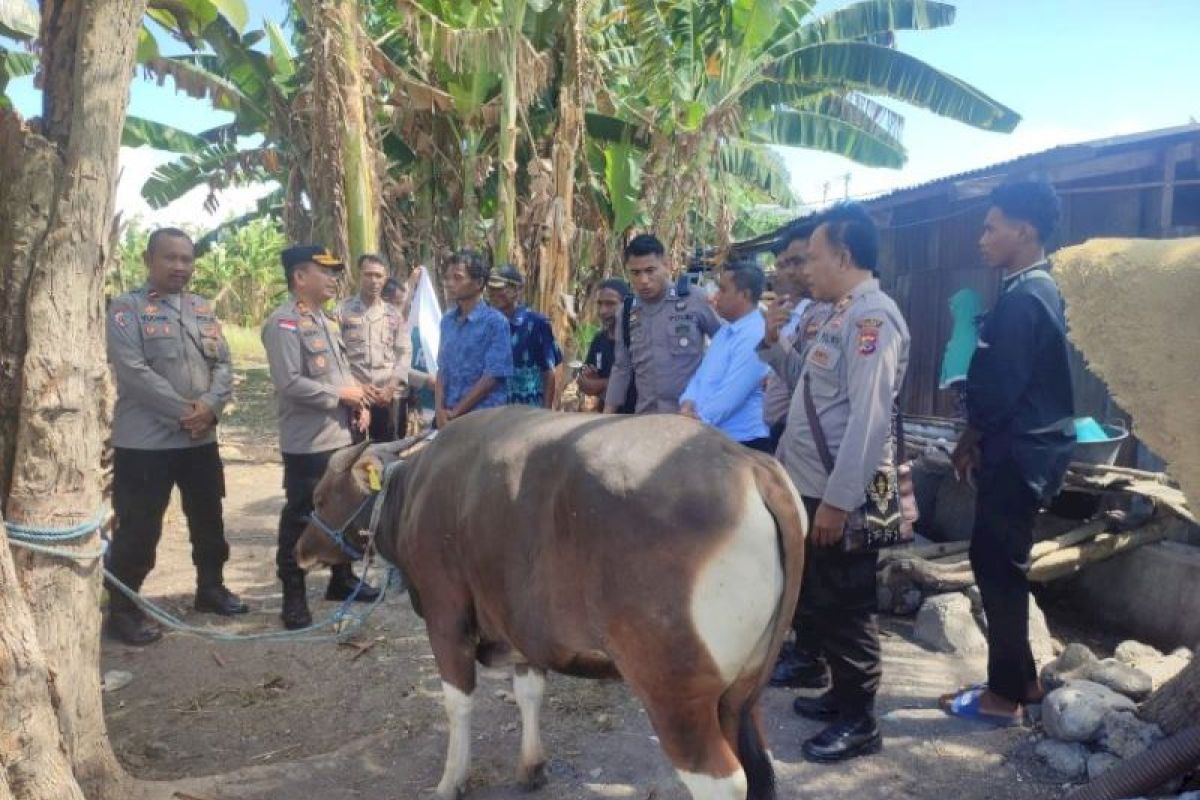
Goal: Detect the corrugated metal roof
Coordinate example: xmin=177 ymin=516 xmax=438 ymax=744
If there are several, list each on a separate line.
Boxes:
xmin=731 ymin=123 xmax=1200 ymax=257
xmin=862 ymin=123 xmax=1200 ymax=208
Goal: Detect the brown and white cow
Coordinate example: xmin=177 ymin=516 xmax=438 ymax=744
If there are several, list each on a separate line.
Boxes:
xmin=296 ymin=406 xmax=805 ymax=800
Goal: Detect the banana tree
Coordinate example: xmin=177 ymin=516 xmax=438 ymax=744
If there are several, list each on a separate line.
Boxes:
xmin=130 ymin=10 xmax=318 ymax=244
xmin=0 ymin=0 xmax=37 ymax=108
xmin=587 ymin=0 xmax=1020 ymax=252
xmin=295 ymin=0 xmax=382 ymax=265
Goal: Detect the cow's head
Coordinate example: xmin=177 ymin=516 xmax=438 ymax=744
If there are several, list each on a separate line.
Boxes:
xmin=294 ymin=436 xmax=424 ymax=571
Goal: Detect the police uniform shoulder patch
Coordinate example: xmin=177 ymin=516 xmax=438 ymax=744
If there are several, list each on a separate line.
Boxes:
xmin=857 ymin=324 xmax=880 ymax=355
xmin=278 ymin=318 xmax=298 ymax=331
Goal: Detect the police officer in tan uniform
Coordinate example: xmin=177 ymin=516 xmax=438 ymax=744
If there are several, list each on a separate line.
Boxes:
xmin=604 ymin=234 xmax=721 ymax=414
xmin=262 ymin=245 xmax=379 ymax=630
xmin=759 ymin=204 xmax=910 ymax=763
xmin=106 ymin=227 xmax=247 ymax=646
xmin=335 ymin=254 xmax=411 ymax=442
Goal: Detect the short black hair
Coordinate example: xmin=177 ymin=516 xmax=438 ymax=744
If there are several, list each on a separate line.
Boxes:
xmin=382 ymin=277 xmax=402 ymax=300
xmin=597 ymin=278 xmax=630 ymax=298
xmin=724 ymin=264 xmax=766 ymax=303
xmin=990 ymin=180 xmax=1060 ymax=243
xmin=146 ymin=227 xmax=193 ymax=256
xmin=817 ymin=202 xmax=879 ymax=274
xmin=776 ymin=214 xmax=820 ymax=253
xmin=358 ymin=253 xmax=388 ymax=272
xmin=624 ymin=233 xmax=665 ymax=261
xmin=445 ymin=249 xmax=489 ymax=287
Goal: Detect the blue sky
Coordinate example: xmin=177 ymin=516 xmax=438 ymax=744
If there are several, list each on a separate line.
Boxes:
xmin=7 ymin=0 xmax=1199 ymax=224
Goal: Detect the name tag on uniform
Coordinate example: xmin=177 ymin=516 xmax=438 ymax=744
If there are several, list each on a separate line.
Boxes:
xmin=808 ymin=345 xmax=834 ymax=369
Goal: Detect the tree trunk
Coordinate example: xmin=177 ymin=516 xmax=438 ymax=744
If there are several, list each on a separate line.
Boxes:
xmin=532 ymin=0 xmax=584 ymax=346
xmin=0 ymin=516 xmax=87 ymax=800
xmin=460 ymin=129 xmax=483 ymax=249
xmin=302 ymin=0 xmax=382 ymax=267
xmin=1142 ymin=649 xmax=1200 ymax=735
xmin=494 ymin=0 xmax=527 ymax=266
xmin=0 ymin=1 xmax=148 ymax=798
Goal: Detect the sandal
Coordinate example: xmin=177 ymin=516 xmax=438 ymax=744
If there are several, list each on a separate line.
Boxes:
xmin=942 ymin=687 xmax=1024 ymax=727
xmin=937 ymin=683 xmax=986 ymax=710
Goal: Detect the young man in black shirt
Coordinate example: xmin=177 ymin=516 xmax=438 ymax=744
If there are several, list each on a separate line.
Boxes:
xmin=944 ymin=181 xmax=1075 ymax=725
xmin=579 ymin=279 xmax=637 ymax=412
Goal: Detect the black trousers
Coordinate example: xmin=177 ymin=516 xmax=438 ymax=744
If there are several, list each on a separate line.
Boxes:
xmin=970 ymin=459 xmax=1041 ymax=704
xmin=278 ymin=449 xmax=338 ymax=581
xmin=798 ymin=495 xmax=882 ymax=718
xmin=352 ymin=402 xmax=397 ymax=444
xmin=109 ymin=444 xmax=228 ymax=606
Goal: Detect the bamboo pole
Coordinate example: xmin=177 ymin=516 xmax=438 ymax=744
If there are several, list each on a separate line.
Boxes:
xmin=1028 ymin=517 xmax=1176 ymax=583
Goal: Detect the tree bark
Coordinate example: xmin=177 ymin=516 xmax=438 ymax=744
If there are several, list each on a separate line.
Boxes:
xmin=494 ymin=0 xmax=527 ymax=266
xmin=301 ymin=0 xmax=382 ymax=268
xmin=531 ymin=0 xmax=584 ymax=348
xmin=0 ymin=516 xmax=87 ymax=800
xmin=0 ymin=1 xmax=148 ymax=798
xmin=1142 ymin=649 xmax=1200 ymax=735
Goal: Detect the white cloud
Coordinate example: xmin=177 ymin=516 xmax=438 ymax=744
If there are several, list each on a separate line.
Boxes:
xmin=116 ymin=146 xmax=278 ymax=231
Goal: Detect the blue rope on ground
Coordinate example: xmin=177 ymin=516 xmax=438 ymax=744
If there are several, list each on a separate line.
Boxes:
xmin=4 ymin=512 xmax=397 ymax=643
xmin=101 ymin=564 xmax=396 ymax=643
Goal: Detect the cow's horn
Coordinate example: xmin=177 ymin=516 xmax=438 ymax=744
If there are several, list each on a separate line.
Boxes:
xmin=330 ymin=439 xmax=373 ymax=473
xmin=372 ymin=435 xmax=425 ymax=460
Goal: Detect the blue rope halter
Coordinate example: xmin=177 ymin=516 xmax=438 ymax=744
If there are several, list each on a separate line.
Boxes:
xmin=308 ymin=494 xmax=374 ymax=561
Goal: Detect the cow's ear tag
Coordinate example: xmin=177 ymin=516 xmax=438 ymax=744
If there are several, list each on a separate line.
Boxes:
xmin=366 ymin=463 xmax=382 ymax=492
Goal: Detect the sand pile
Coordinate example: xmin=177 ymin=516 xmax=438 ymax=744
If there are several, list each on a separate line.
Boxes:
xmin=1054 ymin=237 xmax=1200 ymax=508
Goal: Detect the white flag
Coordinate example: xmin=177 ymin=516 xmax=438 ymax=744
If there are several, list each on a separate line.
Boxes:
xmin=411 ymin=268 xmax=442 ymax=377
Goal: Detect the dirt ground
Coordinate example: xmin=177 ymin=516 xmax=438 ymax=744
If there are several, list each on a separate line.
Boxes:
xmin=101 ymin=368 xmax=1069 ymax=800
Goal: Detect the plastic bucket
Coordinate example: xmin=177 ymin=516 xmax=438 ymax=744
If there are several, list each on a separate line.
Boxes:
xmin=1071 ymin=420 xmax=1129 ymax=467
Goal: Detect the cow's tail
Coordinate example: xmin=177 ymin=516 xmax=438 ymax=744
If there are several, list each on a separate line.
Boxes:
xmin=751 ymin=456 xmax=807 ymax=688
xmin=737 ymin=701 xmax=775 ymax=800
xmin=731 ymin=456 xmax=808 ymax=800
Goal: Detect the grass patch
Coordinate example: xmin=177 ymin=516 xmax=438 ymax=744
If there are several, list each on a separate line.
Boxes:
xmin=225 ymin=324 xmax=266 ymax=367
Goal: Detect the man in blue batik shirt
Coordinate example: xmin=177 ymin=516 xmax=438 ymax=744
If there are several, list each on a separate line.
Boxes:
xmin=680 ymin=263 xmax=771 ymax=452
xmin=486 ymin=264 xmax=562 ymax=408
xmin=435 ymin=251 xmax=514 ymax=428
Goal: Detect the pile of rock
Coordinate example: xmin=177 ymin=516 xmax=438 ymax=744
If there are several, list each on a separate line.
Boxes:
xmin=913 ymin=590 xmax=1059 ymax=665
xmin=1033 ymin=642 xmax=1193 ymax=783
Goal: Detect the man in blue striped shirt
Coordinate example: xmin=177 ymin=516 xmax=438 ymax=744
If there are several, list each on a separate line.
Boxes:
xmin=679 ymin=264 xmax=771 ymax=451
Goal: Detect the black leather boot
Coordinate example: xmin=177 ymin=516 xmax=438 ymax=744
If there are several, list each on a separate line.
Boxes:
xmin=793 ymin=691 xmax=840 ymax=721
xmin=325 ymin=563 xmax=380 ymax=602
xmin=280 ymin=575 xmax=312 ymax=630
xmin=802 ymin=715 xmax=882 ymax=763
xmin=106 ymin=603 xmax=163 ymax=646
xmin=195 ymin=584 xmax=250 ymax=616
xmin=770 ymin=644 xmax=831 ymax=689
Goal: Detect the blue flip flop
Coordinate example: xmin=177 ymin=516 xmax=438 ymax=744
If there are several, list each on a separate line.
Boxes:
xmin=943 ymin=687 xmax=1024 ymax=728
